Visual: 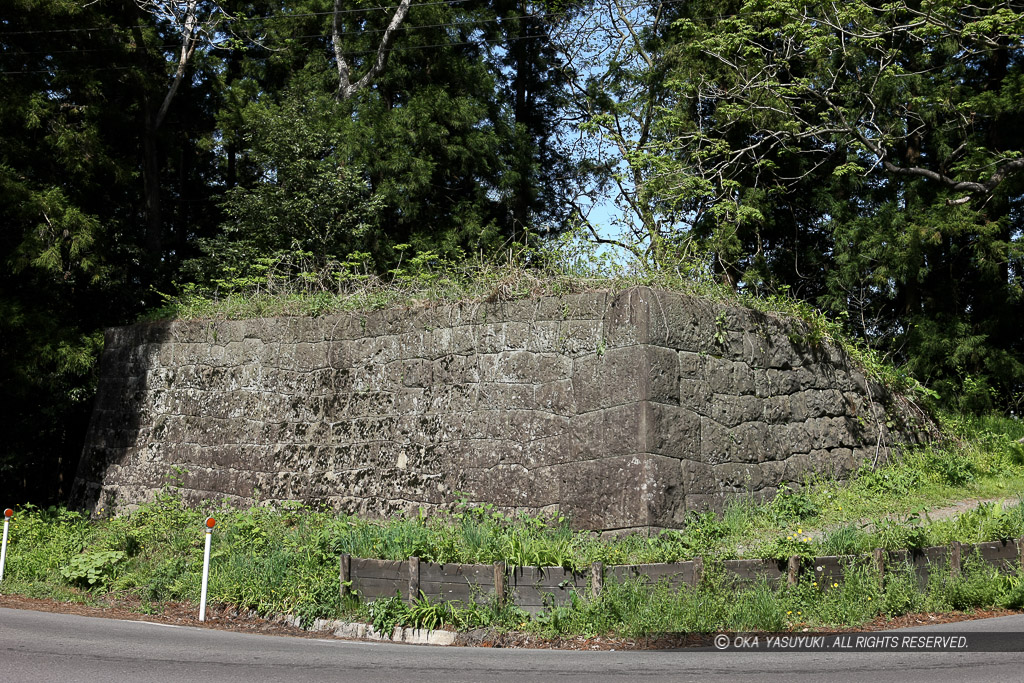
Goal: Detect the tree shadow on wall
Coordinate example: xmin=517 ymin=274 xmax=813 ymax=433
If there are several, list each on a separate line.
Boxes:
xmin=70 ymin=320 xmax=174 ymax=513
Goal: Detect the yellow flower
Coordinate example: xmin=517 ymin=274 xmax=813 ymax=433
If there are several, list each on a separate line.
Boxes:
xmin=867 ymin=597 xmax=872 ymax=601
xmin=787 ymin=611 xmax=792 ymax=615
xmin=832 ymin=582 xmax=839 ymax=588
xmin=812 ymin=582 xmax=817 ymax=586
xmin=797 ymin=528 xmax=802 ymax=534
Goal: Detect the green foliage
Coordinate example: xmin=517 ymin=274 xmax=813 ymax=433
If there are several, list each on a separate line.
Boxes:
xmin=926 ymin=555 xmax=1008 ymax=612
xmin=5 ymin=411 xmax=1024 ymax=622
xmin=2 ymin=505 xmax=91 ymax=581
xmin=406 ymin=595 xmax=453 ymax=632
xmin=1 ymin=0 xmax=578 ymax=502
xmin=207 ymin=88 xmax=386 ymax=269
xmin=925 ymin=502 xmax=1024 ymax=546
xmin=4 ymin=0 xmax=1024 ymax=514
xmin=790 ymin=563 xmax=884 ymax=627
xmin=818 ymin=525 xmax=872 ymax=557
xmin=756 ymin=527 xmax=816 ymax=562
xmin=852 ymin=462 xmax=924 ymax=498
xmin=368 ymin=595 xmax=408 ymax=636
xmin=729 ymin=581 xmax=787 ymax=632
xmin=769 ymin=486 xmax=820 ymax=524
xmin=920 ymin=447 xmax=978 ymax=487
xmin=60 ymin=550 xmax=125 ymax=588
xmin=5 ymin=488 xmax=1024 ymax=636
xmin=153 ymin=230 xmax=940 ymax=404
xmin=519 ymin=558 xmax=1022 ymax=636
xmin=588 ymin=0 xmax=1024 ymax=412
xmin=871 ymin=514 xmax=930 ymax=552
xmin=879 ymin=563 xmax=928 ymax=617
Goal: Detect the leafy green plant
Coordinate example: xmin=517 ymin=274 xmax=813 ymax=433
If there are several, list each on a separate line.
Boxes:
xmin=407 ymin=594 xmax=451 ymax=631
xmin=60 ymin=550 xmax=125 ymax=588
xmin=818 ymin=525 xmax=871 ymax=556
xmin=142 ymin=557 xmax=188 ymax=601
xmin=872 ymin=513 xmax=929 ymax=551
xmin=852 ymin=462 xmax=923 ymax=497
xmin=729 ymin=581 xmax=787 ymax=631
xmin=368 ymin=595 xmax=409 ymax=636
xmin=713 ymin=311 xmax=728 ymax=346
xmin=756 ymin=527 xmax=816 ymax=561
xmin=920 ymin=447 xmax=978 ymax=486
xmin=7 ymin=477 xmax=1024 ymax=639
xmin=769 ymin=485 xmax=820 ymax=523
xmin=927 ymin=554 xmax=1005 ymax=612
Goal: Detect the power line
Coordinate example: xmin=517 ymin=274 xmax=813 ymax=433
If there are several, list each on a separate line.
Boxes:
xmin=0 ymin=65 xmax=136 ymax=76
xmin=0 ymin=1 xmax=683 ymax=74
xmin=0 ymin=29 xmax=564 ymax=75
xmin=2 ymin=13 xmax=552 ymax=58
xmin=0 ymin=0 xmax=673 ymax=38
xmin=0 ymin=0 xmax=477 ymax=36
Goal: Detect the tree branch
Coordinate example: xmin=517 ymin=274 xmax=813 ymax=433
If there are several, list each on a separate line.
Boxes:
xmin=334 ymin=0 xmax=412 ymax=101
xmin=153 ymin=0 xmax=199 ymax=130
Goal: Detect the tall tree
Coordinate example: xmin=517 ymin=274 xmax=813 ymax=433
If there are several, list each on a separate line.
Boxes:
xmin=1 ymin=0 xmax=138 ymax=501
xmin=131 ymin=1 xmax=230 ymax=258
xmin=0 ymin=0 xmax=230 ymax=501
xmin=189 ymin=0 xmax=576 ymax=282
xmin=648 ymin=0 xmax=1024 ymax=410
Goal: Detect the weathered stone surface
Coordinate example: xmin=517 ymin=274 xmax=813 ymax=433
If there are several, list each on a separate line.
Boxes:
xmin=72 ymin=286 xmax=929 ymax=531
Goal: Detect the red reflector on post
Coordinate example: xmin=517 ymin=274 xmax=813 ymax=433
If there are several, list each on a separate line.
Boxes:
xmin=3 ymin=509 xmax=12 ymax=519
xmin=205 ymin=517 xmax=216 ymax=529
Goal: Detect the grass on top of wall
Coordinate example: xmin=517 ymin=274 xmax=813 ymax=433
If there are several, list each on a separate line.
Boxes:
xmin=145 ymin=241 xmax=930 ymax=401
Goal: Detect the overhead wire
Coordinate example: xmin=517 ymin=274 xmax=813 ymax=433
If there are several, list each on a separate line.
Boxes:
xmin=0 ymin=29 xmax=565 ymax=75
xmin=0 ymin=0 xmax=685 ymax=75
xmin=0 ymin=0 xmax=474 ymax=35
xmin=0 ymin=0 xmax=683 ymax=38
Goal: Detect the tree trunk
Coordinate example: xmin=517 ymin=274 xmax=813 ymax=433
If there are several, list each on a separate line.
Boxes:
xmin=141 ymin=108 xmax=163 ymax=257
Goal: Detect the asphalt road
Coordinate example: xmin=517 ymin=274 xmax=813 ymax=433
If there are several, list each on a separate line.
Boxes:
xmin=2 ymin=608 xmax=1024 ymax=682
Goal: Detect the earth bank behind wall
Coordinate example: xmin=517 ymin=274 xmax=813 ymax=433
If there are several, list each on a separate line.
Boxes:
xmin=72 ymin=287 xmax=927 ymax=532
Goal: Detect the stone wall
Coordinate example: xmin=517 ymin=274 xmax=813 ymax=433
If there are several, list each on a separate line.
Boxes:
xmin=72 ymin=287 xmax=928 ymax=532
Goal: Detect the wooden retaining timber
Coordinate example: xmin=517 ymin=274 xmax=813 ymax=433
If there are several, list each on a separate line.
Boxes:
xmin=605 ymin=560 xmax=698 ymax=590
xmin=338 ymin=536 xmax=1024 ymax=613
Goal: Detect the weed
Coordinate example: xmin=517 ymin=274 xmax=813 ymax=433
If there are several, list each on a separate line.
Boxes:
xmin=60 ymin=550 xmax=125 ymax=588
xmin=818 ymin=525 xmax=871 ymax=556
xmin=4 ymin=468 xmax=1024 ymax=638
xmin=851 ymin=462 xmax=923 ymax=497
xmin=729 ymin=581 xmax=786 ymax=631
xmin=872 ymin=513 xmax=929 ymax=551
xmin=755 ymin=527 xmax=816 ymax=561
xmin=407 ymin=594 xmax=451 ymax=631
xmin=368 ymin=595 xmax=408 ymax=635
xmin=927 ymin=554 xmax=1005 ymax=611
xmin=769 ymin=485 xmax=820 ymax=524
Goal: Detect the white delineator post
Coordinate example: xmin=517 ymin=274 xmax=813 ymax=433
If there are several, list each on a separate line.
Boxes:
xmin=0 ymin=508 xmax=12 ymax=583
xmin=199 ymin=516 xmax=215 ymax=622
